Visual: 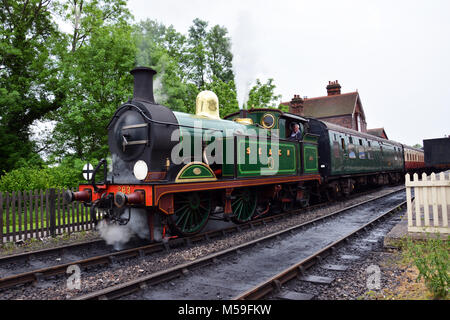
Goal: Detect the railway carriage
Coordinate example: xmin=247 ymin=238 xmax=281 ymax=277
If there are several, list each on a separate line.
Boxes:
xmin=403 ymin=145 xmax=425 ymax=172
xmin=307 ymin=118 xmax=404 ymax=197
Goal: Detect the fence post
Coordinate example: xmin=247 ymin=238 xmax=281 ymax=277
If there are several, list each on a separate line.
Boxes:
xmin=49 ymin=188 xmax=56 ymax=237
xmin=405 ymin=174 xmax=412 ymax=228
xmin=441 ymin=172 xmax=448 ymax=229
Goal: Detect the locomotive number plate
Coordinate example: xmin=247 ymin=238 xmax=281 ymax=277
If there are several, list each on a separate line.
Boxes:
xmin=117 ymin=186 xmax=131 ymax=194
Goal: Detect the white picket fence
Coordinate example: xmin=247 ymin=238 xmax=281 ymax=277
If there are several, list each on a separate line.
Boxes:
xmin=405 ymin=172 xmax=450 ymax=234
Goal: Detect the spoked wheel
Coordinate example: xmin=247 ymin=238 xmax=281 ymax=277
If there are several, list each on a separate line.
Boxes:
xmin=231 ymin=188 xmax=258 ymax=224
xmin=168 ymin=192 xmax=211 ymax=236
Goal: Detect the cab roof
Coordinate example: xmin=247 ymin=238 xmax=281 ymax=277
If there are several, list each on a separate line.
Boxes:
xmin=224 ymin=108 xmax=309 ymax=123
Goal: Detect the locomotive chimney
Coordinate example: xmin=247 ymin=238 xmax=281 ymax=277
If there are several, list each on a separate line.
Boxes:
xmin=130 ymin=66 xmax=157 ymax=103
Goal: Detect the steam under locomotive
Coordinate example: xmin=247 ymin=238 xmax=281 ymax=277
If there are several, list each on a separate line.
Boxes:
xmin=65 ymin=66 xmax=424 ymax=242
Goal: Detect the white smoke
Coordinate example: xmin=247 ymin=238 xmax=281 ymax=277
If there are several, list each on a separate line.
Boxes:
xmin=153 ymin=72 xmax=169 ymax=104
xmin=97 ymin=208 xmax=151 ymax=250
xmin=232 ymin=10 xmax=269 ymax=108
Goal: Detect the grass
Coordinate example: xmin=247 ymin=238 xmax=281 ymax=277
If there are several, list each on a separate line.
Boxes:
xmin=362 ymin=235 xmax=449 ymax=300
xmin=0 ymin=228 xmax=100 ymax=257
xmin=403 ymin=235 xmax=449 ymax=299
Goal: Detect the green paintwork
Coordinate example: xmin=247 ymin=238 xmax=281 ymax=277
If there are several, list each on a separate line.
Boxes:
xmin=302 ymin=133 xmax=319 ymax=174
xmin=220 ymin=136 xmax=299 ymax=177
xmin=177 ymin=163 xmax=215 ymax=180
xmin=304 ymin=145 xmax=318 ymax=173
xmin=328 ymin=129 xmax=403 ymax=176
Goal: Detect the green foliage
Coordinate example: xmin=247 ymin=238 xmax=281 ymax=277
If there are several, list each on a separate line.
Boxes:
xmin=278 ymin=103 xmax=290 ymax=113
xmin=187 ymin=18 xmax=234 ymax=87
xmin=0 ymin=157 xmax=96 ymax=192
xmin=135 ymin=20 xmax=189 ymax=112
xmin=0 ymin=0 xmax=64 ymax=173
xmin=245 ymin=79 xmax=282 ymax=109
xmin=55 ymin=0 xmax=132 ymax=53
xmin=206 ymin=25 xmax=234 ymax=83
xmin=134 ymin=18 xmax=238 ymax=116
xmin=48 ymin=1 xmax=136 ymax=160
xmin=405 ymin=236 xmax=449 ymax=299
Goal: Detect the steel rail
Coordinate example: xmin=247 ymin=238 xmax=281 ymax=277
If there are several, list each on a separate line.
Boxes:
xmin=233 ymin=199 xmax=410 ymax=300
xmin=0 ymin=239 xmax=104 ymax=264
xmin=73 ymin=188 xmax=406 ymax=300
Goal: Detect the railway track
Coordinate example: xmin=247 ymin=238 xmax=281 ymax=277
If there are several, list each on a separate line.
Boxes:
xmin=0 ymin=239 xmax=104 ymax=265
xmin=0 ymin=185 xmax=403 ymax=293
xmin=235 ymin=199 xmax=410 ymax=300
xmin=72 ymin=187 xmax=406 ymax=300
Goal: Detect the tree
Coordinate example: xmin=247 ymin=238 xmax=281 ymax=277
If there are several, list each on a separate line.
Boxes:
xmin=278 ymin=103 xmax=290 ymax=112
xmin=186 ymin=19 xmax=235 ymax=87
xmin=135 ymin=20 xmax=189 ymax=112
xmin=0 ymin=0 xmax=63 ymax=173
xmin=134 ymin=18 xmax=238 ymax=117
xmin=206 ymin=25 xmax=234 ymax=83
xmin=245 ymin=78 xmax=282 ymax=109
xmin=47 ymin=0 xmax=136 ymax=160
xmin=187 ymin=18 xmax=209 ymax=88
xmin=185 ymin=19 xmax=237 ymax=115
xmin=55 ymin=0 xmax=131 ymax=53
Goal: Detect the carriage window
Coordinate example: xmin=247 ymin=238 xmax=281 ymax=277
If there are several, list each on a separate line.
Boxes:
xmin=349 ymin=137 xmax=353 ymax=144
xmin=368 ymin=141 xmax=371 ymax=147
xmin=359 ymin=139 xmax=363 ymax=146
xmin=341 ymin=138 xmax=345 ymax=150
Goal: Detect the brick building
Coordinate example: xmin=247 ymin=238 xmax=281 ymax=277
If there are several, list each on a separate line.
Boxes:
xmin=367 ymin=128 xmax=388 ymax=139
xmin=282 ymin=80 xmax=368 ymax=133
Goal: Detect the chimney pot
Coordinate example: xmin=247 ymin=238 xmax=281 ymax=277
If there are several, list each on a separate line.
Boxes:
xmin=326 ymin=80 xmax=341 ymax=96
xmin=289 ymin=94 xmax=304 ymax=116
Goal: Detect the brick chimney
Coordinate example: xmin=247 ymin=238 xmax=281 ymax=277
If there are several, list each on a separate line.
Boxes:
xmin=326 ymin=80 xmax=341 ymax=96
xmin=289 ymin=94 xmax=304 ymax=116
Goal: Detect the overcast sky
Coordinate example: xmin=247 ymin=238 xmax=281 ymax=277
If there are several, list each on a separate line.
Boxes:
xmin=127 ymin=0 xmax=450 ymax=146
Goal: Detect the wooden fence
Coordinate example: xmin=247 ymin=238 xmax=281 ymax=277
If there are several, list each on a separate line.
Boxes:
xmin=0 ymin=188 xmax=102 ymax=244
xmin=406 ymin=172 xmax=450 ymax=234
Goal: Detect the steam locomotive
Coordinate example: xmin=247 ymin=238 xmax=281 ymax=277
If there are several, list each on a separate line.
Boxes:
xmin=65 ymin=66 xmax=424 ymax=241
